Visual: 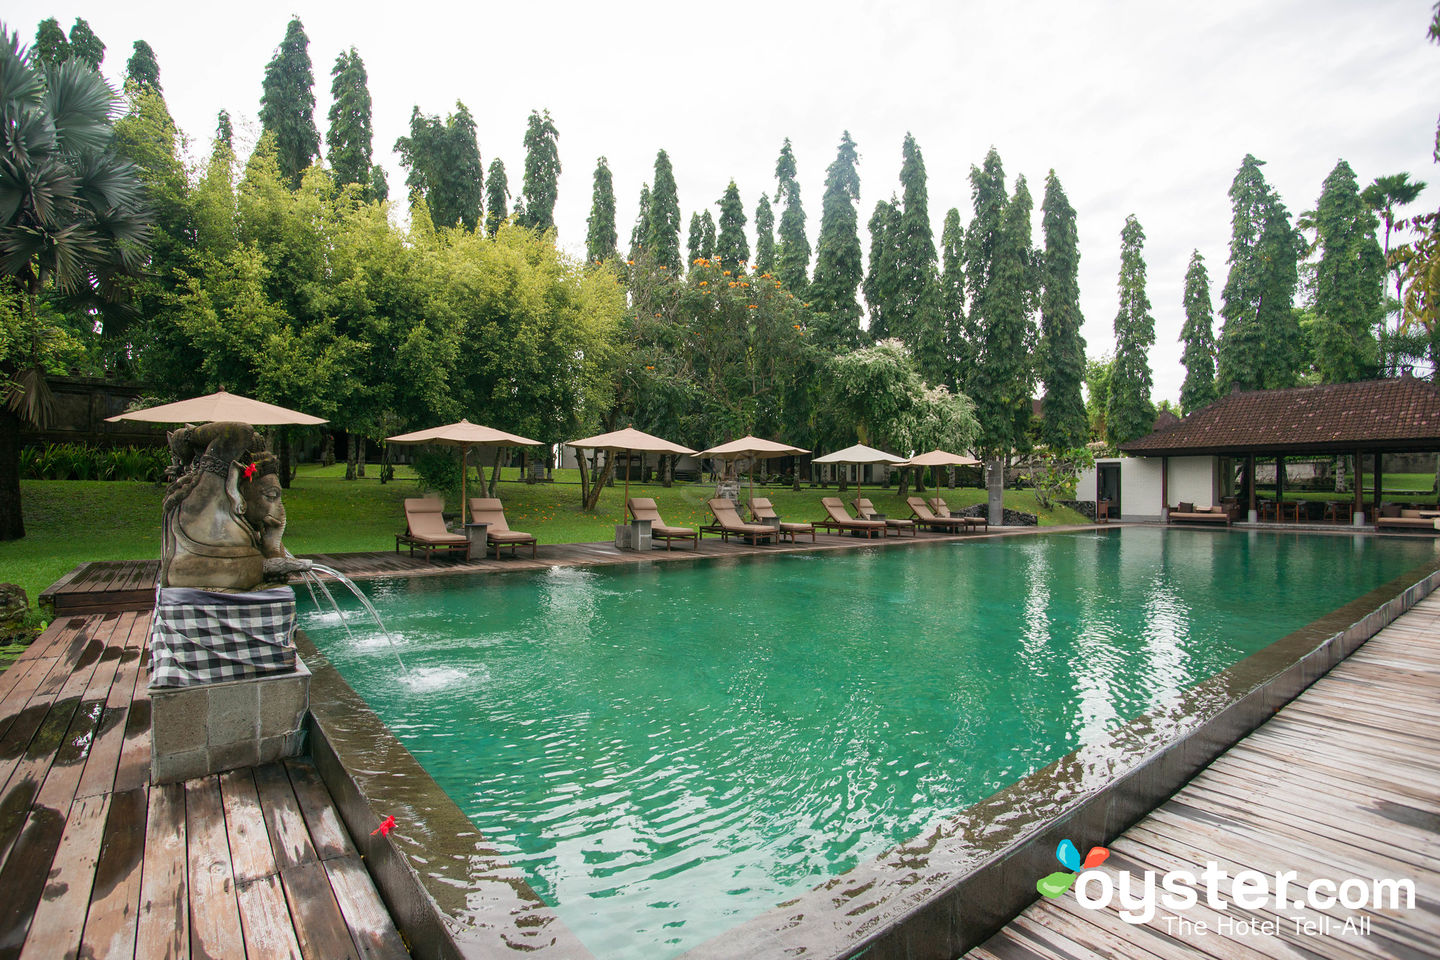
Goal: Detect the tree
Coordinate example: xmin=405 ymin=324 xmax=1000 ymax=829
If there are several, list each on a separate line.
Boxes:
xmin=646 ymin=150 xmax=682 ymax=270
xmin=1179 ymin=250 xmax=1217 ymax=414
xmin=395 ymin=102 xmax=483 ymax=231
xmin=774 ymin=139 xmax=810 ymax=293
xmin=1 ymin=30 xmax=149 ymax=539
xmin=485 ymin=159 xmax=509 ymax=237
xmin=327 ymin=48 xmax=380 ymax=197
xmin=1311 ymin=160 xmax=1384 ymax=382
xmin=1085 ymin=355 xmax=1115 ymax=442
xmin=1107 ymin=215 xmax=1156 ymax=446
xmin=1216 ymin=155 xmax=1304 ymax=391
xmin=687 ymin=212 xmax=707 ymax=265
xmin=32 ymin=19 xmax=67 ymax=65
xmin=518 ymin=109 xmax=560 ymax=232
xmin=754 ymin=194 xmax=775 ymax=274
xmin=1362 ymin=172 xmax=1426 ymax=372
xmin=863 ymin=198 xmax=900 ymax=341
xmin=891 ymin=134 xmax=946 ymax=386
xmin=586 ymin=157 xmax=617 ymax=262
xmin=259 ymin=18 xmax=320 ymax=188
xmin=1039 ymin=171 xmax=1088 ymax=449
xmin=810 ymin=131 xmax=864 ymax=349
xmin=67 ymin=18 xmax=104 ymax=70
xmin=715 ymin=181 xmax=749 ymax=274
xmin=126 ymin=40 xmax=161 ymax=92
xmin=216 ymin=109 xmax=233 ymax=151
xmin=939 ymin=208 xmax=968 ymax=389
xmin=827 ymin=339 xmax=977 ymax=457
xmin=629 ymin=182 xmax=651 ymax=264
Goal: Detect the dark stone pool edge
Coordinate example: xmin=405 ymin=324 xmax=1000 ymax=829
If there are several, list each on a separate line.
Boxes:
xmin=675 ymin=550 xmax=1440 ymax=960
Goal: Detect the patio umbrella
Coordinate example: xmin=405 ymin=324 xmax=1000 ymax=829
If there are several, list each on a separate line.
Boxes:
xmin=104 ymin=389 xmax=328 ymax=425
xmin=565 ymin=426 xmax=697 ymax=524
xmin=898 ymin=449 xmax=982 ymax=488
xmin=811 ymin=443 xmax=907 ymax=501
xmin=387 ymin=420 xmax=541 ymax=524
xmin=695 ymin=435 xmax=810 ymax=504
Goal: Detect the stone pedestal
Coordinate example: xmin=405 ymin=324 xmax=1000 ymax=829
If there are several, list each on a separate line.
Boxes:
xmin=150 ymin=658 xmax=310 ymax=784
xmin=615 ymin=519 xmax=652 ymax=551
xmin=464 ymin=522 xmax=490 ymax=558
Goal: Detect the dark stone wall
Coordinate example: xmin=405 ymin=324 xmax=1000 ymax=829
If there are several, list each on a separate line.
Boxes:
xmin=19 ymin=376 xmax=167 ymax=447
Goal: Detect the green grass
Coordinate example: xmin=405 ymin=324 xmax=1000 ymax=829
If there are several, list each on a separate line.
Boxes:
xmin=1256 ymin=471 xmax=1437 ymax=504
xmin=1 ymin=471 xmax=1088 ymax=616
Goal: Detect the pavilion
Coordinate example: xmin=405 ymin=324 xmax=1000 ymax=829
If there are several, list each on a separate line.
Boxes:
xmin=1089 ymin=376 xmax=1440 ymax=523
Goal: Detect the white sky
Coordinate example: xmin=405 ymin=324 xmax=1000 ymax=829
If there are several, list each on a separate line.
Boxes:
xmin=14 ymin=0 xmax=1440 ymax=401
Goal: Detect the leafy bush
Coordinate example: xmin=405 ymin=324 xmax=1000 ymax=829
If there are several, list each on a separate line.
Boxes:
xmin=20 ymin=442 xmax=168 ymax=481
xmin=411 ymin=449 xmax=461 ymax=496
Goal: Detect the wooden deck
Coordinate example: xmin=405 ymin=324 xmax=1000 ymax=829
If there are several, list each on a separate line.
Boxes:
xmin=39 ymin=525 xmax=1018 ymax=617
xmin=0 ymin=610 xmax=408 ymax=960
xmin=967 ymin=592 xmax=1440 ymax=960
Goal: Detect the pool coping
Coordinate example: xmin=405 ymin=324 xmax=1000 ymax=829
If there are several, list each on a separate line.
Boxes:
xmin=295 ymin=526 xmax=1440 ymax=960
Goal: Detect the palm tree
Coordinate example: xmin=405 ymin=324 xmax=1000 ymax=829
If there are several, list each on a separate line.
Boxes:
xmin=1361 ymin=173 xmax=1426 ymax=373
xmin=0 ymin=25 xmax=150 ymax=540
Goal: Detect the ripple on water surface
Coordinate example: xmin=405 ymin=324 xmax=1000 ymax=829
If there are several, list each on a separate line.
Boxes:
xmin=300 ymin=527 xmax=1437 ymax=959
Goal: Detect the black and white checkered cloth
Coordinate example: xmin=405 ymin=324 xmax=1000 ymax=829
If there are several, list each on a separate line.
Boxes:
xmin=150 ymin=586 xmax=298 ymax=687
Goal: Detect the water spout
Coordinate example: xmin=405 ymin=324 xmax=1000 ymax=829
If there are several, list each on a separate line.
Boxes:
xmin=300 ymin=563 xmax=409 ymax=675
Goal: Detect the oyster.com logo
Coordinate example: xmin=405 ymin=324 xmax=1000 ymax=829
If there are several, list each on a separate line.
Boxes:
xmin=1036 ymin=839 xmax=1109 ymax=898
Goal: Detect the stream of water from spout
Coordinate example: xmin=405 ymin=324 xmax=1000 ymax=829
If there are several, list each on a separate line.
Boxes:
xmin=299 ymin=563 xmax=409 ymax=674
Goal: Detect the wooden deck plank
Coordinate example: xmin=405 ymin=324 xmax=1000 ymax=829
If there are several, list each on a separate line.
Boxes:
xmin=134 ymin=782 xmax=188 ymax=960
xmin=219 ymin=767 xmax=278 ymax=884
xmin=18 ymin=792 xmax=110 ymax=960
xmin=284 ymin=759 xmax=355 ymax=861
xmin=78 ymin=786 xmax=149 ymax=960
xmin=254 ymin=763 xmax=318 ymax=870
xmin=278 ymin=858 xmax=363 ymax=960
xmin=322 ymin=856 xmax=411 ymax=960
xmin=184 ymin=776 xmax=246 ymax=960
xmin=235 ymin=874 xmax=304 ymax=960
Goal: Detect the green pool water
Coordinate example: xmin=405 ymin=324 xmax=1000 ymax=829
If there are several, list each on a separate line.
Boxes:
xmin=299 ymin=527 xmax=1437 ymax=958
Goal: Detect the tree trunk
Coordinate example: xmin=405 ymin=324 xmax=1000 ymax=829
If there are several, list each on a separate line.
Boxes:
xmin=914 ymin=466 xmax=926 ymax=494
xmin=583 ymin=450 xmax=616 ymax=511
xmin=986 ymin=456 xmax=1004 ymax=527
xmin=0 ymin=407 xmax=24 ymax=540
xmin=345 ymin=432 xmax=358 ymax=480
xmin=356 ymin=436 xmax=365 ymax=477
xmin=488 ymin=448 xmax=502 ymax=497
xmin=662 ymin=454 xmax=674 ymax=487
xmin=379 ymin=443 xmax=392 ymax=484
xmin=837 ymin=465 xmax=848 ymax=492
xmin=278 ymin=429 xmax=291 ymax=489
xmin=1334 ymin=455 xmax=1346 ymax=494
xmin=897 ymin=468 xmax=911 ymax=502
xmin=578 ymin=449 xmax=590 ymax=504
xmin=947 ymin=466 xmax=955 ymax=489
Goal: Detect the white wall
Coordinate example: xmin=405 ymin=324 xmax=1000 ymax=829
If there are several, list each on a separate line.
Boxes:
xmin=1168 ymin=456 xmax=1220 ymax=509
xmin=1075 ymin=456 xmax=1220 ymax=519
xmin=1121 ymin=458 xmax=1165 ymax=520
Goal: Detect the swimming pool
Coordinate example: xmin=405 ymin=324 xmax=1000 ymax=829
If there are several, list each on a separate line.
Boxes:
xmin=299 ymin=527 xmax=1438 ymax=958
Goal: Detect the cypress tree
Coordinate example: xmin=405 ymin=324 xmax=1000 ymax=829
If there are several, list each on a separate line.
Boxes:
xmin=485 ymin=159 xmax=509 ymax=236
xmin=964 ymin=148 xmax=1009 ymax=397
xmin=629 ymin=182 xmax=651 ymax=263
xmin=754 ymin=193 xmax=776 ymax=274
xmin=1216 ymin=155 xmax=1304 ymax=391
xmin=126 ymin=40 xmax=161 ymax=93
xmin=586 ymin=156 xmax=617 ymax=262
xmin=939 ymin=208 xmax=968 ymax=389
xmin=646 ymin=150 xmax=682 ymax=270
xmin=699 ymin=212 xmax=716 ymax=261
xmin=394 ymin=102 xmax=482 ymax=231
xmin=1108 ymin=215 xmax=1156 ymax=445
xmin=715 ymin=180 xmax=749 ymax=274
xmin=810 ymin=131 xmax=864 ymax=348
xmin=892 ymin=133 xmax=945 ymax=385
xmin=33 ymin=19 xmax=68 ymax=65
xmin=1312 ymin=160 xmax=1384 ymax=382
xmin=774 ymin=139 xmax=810 ymax=292
xmin=864 ymin=198 xmax=901 ymax=341
xmin=259 ymin=18 xmax=320 ymax=188
xmin=1179 ymin=250 xmax=1217 ymax=414
xmin=519 ymin=109 xmax=561 ymax=232
xmin=687 ymin=213 xmax=706 ymax=266
xmin=67 ymin=18 xmax=104 ymax=70
xmin=326 ymin=48 xmax=376 ymax=193
xmin=216 ymin=110 xmax=233 ymax=152
xmin=1039 ymin=171 xmax=1088 ymax=449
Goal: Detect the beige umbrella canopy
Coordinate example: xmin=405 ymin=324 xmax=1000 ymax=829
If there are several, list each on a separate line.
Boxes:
xmin=696 ymin=435 xmax=810 ymax=502
xmin=387 ymin=420 xmax=541 ymax=524
xmin=898 ymin=449 xmax=982 ymax=468
xmin=105 ymin=390 xmax=328 ymax=425
xmin=566 ymin=426 xmax=697 ymax=523
xmin=811 ymin=443 xmax=907 ymax=500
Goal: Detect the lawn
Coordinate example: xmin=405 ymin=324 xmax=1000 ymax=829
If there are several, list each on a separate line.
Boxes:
xmin=1 ymin=466 xmax=1088 ymax=615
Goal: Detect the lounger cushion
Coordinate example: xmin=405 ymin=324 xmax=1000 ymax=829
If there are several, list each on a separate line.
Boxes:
xmin=1176 ymin=501 xmax=1194 ymax=514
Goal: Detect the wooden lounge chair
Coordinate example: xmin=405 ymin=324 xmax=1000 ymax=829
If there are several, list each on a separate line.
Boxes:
xmin=468 ymin=498 xmax=537 ymax=558
xmin=626 ymin=498 xmax=699 ymax=550
xmin=929 ymin=496 xmax=988 ymax=533
xmin=816 ymin=497 xmax=886 ymax=538
xmin=1167 ymin=501 xmax=1232 ymax=527
xmin=707 ymin=499 xmax=778 ymax=545
xmin=907 ymin=497 xmax=967 ymax=533
xmin=1376 ymin=506 xmax=1440 ymax=533
xmin=853 ymin=497 xmax=917 ymax=537
xmin=396 ymin=497 xmax=470 ymax=560
xmin=749 ymin=497 xmax=815 ymax=542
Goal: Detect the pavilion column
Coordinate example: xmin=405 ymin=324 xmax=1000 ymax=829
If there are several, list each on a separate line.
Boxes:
xmin=1353 ymin=450 xmax=1363 ymax=524
xmin=1161 ymin=457 xmax=1169 ymax=520
xmin=1372 ymin=452 xmax=1383 ymax=518
xmin=1246 ymin=453 xmax=1257 ymax=523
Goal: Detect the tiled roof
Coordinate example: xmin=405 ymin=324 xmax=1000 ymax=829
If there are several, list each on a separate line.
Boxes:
xmin=1120 ymin=376 xmax=1440 ymax=455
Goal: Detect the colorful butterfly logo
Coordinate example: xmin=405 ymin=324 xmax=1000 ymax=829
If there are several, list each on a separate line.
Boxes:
xmin=1036 ymin=839 xmax=1109 ymax=898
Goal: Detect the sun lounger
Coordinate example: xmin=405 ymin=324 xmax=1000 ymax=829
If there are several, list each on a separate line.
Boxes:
xmin=1167 ymin=501 xmax=1232 ymax=526
xmin=707 ymin=499 xmax=779 ymax=545
xmin=396 ymin=497 xmax=470 ymax=560
xmin=929 ymin=496 xmax=987 ymax=532
xmin=627 ymin=497 xmax=699 ymax=549
xmin=853 ymin=497 xmax=916 ymax=537
xmin=468 ymin=498 xmax=537 ymax=558
xmin=1376 ymin=508 xmax=1440 ymax=533
xmin=749 ymin=497 xmax=815 ymax=542
xmin=907 ymin=497 xmax=967 ymax=533
xmin=816 ymin=497 xmax=885 ymax=538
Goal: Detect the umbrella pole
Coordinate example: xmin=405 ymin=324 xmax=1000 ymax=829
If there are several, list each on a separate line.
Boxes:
xmin=622 ymin=449 xmax=631 ymax=525
xmin=460 ymin=447 xmax=467 ymax=525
